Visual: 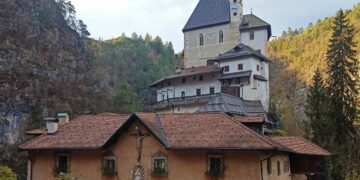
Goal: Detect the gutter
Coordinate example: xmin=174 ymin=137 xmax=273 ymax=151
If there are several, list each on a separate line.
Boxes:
xmin=260 ymin=152 xmax=277 ymax=180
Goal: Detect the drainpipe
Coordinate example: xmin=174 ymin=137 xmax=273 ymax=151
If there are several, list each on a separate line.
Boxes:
xmin=260 ymin=152 xmax=277 ymax=180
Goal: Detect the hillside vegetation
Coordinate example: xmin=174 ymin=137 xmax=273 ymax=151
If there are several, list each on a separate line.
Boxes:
xmin=268 ymin=3 xmax=360 ymax=135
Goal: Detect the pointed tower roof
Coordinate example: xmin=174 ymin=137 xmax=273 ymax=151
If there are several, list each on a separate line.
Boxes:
xmin=183 ymin=0 xmax=230 ymax=32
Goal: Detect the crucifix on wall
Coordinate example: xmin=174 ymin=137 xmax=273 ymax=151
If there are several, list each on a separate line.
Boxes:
xmin=131 ymin=124 xmax=149 ymax=163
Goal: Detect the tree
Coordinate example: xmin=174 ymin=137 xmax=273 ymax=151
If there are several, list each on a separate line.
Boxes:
xmin=326 ymin=9 xmax=359 ymax=179
xmin=28 ymin=100 xmax=44 ymax=130
xmin=0 ymin=166 xmax=17 ymax=180
xmin=114 ymin=85 xmax=139 ymax=113
xmin=304 ymin=69 xmax=329 ymax=145
xmin=77 ymin=20 xmax=90 ymax=38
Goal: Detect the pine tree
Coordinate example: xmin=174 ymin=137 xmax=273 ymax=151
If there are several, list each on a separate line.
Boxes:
xmin=305 ymin=69 xmax=329 ymax=146
xmin=326 ymin=9 xmax=359 ymax=179
xmin=327 ymin=9 xmax=359 ymax=144
xmin=77 ymin=20 xmax=90 ymax=38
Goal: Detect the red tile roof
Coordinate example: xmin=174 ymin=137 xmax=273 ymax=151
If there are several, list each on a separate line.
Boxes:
xmin=19 ymin=113 xmax=130 ymax=150
xmin=271 ymin=136 xmax=331 ymax=156
xmin=232 ymin=115 xmax=264 ymax=123
xmin=136 ymin=112 xmax=285 ymax=150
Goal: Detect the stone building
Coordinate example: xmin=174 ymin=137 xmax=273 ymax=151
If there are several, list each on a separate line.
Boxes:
xmin=20 ymin=113 xmax=330 ymax=180
xmin=151 ymin=0 xmax=272 ymax=113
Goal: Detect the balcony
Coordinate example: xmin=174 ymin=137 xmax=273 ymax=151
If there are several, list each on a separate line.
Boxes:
xmin=151 ymin=93 xmax=220 ymax=110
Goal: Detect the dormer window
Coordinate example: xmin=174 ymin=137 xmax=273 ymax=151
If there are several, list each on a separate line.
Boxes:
xmin=219 ymin=30 xmax=224 ymax=43
xmin=199 ymin=33 xmax=204 ymax=46
xmin=250 ymin=31 xmax=255 ymax=40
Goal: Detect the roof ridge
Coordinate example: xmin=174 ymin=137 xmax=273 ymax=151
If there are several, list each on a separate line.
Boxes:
xmin=155 ymin=114 xmax=169 ymax=148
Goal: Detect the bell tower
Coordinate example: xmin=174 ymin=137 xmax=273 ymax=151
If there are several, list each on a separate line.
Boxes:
xmin=230 ymin=0 xmax=243 ymax=46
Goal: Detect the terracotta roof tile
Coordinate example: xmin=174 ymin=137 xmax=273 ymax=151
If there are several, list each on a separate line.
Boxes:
xmin=271 ymin=136 xmax=331 ymax=156
xmin=137 ymin=112 xmax=284 ymax=150
xmin=19 ymin=113 xmax=130 ymax=150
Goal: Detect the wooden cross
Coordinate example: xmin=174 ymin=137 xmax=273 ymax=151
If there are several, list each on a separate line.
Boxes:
xmin=131 ymin=125 xmax=149 ymax=162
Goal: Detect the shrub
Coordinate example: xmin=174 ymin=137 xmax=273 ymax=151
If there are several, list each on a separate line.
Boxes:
xmin=0 ymin=166 xmax=17 ymax=180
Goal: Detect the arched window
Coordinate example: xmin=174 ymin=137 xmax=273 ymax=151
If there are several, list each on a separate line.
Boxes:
xmin=199 ymin=33 xmax=204 ymax=46
xmin=219 ymin=30 xmax=224 ymax=43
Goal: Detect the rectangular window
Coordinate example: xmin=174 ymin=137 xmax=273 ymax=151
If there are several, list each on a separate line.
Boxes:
xmin=224 ymin=66 xmax=229 ymax=73
xmin=103 ymin=156 xmax=117 ymax=176
xmin=181 ymin=91 xmax=186 ymax=99
xmin=182 ymin=77 xmax=186 ymax=83
xmin=196 ymin=89 xmax=201 ymax=96
xmin=209 ymin=87 xmax=215 ymax=94
xmin=207 ymin=154 xmax=224 ymax=177
xmin=152 ymin=156 xmax=167 ymax=176
xmin=283 ymin=161 xmax=290 ymax=173
xmin=277 ymin=161 xmax=281 ymax=176
xmin=250 ymin=31 xmax=255 ymax=40
xmin=238 ymin=64 xmax=243 ymax=70
xmin=56 ymin=153 xmax=69 ymax=174
xmin=267 ymin=159 xmax=272 ymax=174
xmin=257 ymin=64 xmax=260 ymax=71
xmin=199 ymin=75 xmax=203 ymax=81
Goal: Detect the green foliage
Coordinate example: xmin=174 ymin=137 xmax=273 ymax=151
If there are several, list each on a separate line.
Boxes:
xmin=114 ymin=85 xmax=139 ymax=114
xmin=77 ymin=20 xmax=90 ymax=38
xmin=55 ymin=173 xmax=80 ymax=180
xmin=304 ymin=69 xmax=329 ymax=145
xmin=273 ymin=129 xmax=288 ymax=136
xmin=28 ymin=100 xmax=44 ymax=130
xmin=102 ymin=166 xmax=117 ymax=176
xmin=0 ymin=166 xmax=17 ymax=180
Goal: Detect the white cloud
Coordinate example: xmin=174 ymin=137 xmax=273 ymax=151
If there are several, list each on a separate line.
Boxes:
xmin=71 ymin=0 xmax=358 ymax=52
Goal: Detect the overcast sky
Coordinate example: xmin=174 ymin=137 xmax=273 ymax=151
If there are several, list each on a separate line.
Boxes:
xmin=71 ymin=0 xmax=358 ymax=52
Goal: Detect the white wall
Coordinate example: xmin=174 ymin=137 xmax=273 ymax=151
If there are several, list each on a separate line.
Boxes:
xmin=156 ymin=72 xmax=221 ymax=102
xmin=240 ymin=29 xmax=269 ymax=56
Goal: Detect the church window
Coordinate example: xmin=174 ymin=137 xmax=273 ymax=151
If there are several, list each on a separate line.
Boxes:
xmin=219 ymin=30 xmax=224 ymax=43
xmin=103 ymin=156 xmax=117 ymax=176
xmin=182 ymin=77 xmax=186 ymax=83
xmin=55 ymin=153 xmax=70 ymax=174
xmin=199 ymin=33 xmax=204 ymax=46
xmin=206 ymin=154 xmax=224 ymax=177
xmin=224 ymin=66 xmax=229 ymax=72
xmin=151 ymin=156 xmax=167 ymax=176
xmin=210 ymin=87 xmax=215 ymax=94
xmin=267 ymin=159 xmax=272 ymax=174
xmin=238 ymin=64 xmax=243 ymax=70
xmin=196 ymin=89 xmax=201 ymax=96
xmin=250 ymin=31 xmax=255 ymax=40
xmin=277 ymin=161 xmax=281 ymax=176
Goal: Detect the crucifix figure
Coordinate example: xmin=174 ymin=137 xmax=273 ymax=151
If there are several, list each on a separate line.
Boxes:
xmin=131 ymin=125 xmax=148 ymax=163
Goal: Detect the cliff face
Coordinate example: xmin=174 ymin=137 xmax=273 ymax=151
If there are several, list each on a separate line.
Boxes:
xmin=0 ymin=0 xmax=91 ymax=145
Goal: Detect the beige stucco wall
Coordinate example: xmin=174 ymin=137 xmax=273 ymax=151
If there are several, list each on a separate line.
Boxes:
xmin=28 ymin=121 xmax=291 ymax=180
xmin=261 ymin=154 xmax=292 ymax=180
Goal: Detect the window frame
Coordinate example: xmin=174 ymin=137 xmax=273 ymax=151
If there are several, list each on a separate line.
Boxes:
xmin=238 ymin=64 xmax=243 ymax=70
xmin=196 ymin=88 xmax=201 ymax=96
xmin=267 ymin=159 xmax=272 ymax=175
xmin=224 ymin=66 xmax=230 ymax=73
xmin=206 ymin=154 xmax=225 ymax=177
xmin=199 ymin=75 xmax=203 ymax=81
xmin=257 ymin=64 xmax=260 ymax=71
xmin=102 ymin=155 xmax=117 ymax=176
xmin=181 ymin=91 xmax=186 ymax=99
xmin=219 ymin=30 xmax=224 ymax=43
xmin=199 ymin=33 xmax=204 ymax=46
xmin=277 ymin=161 xmax=281 ymax=176
xmin=250 ymin=31 xmax=255 ymax=40
xmin=55 ymin=153 xmax=70 ymax=174
xmin=151 ymin=156 xmax=168 ymax=176
xmin=182 ymin=77 xmax=186 ymax=83
xmin=209 ymin=87 xmax=215 ymax=95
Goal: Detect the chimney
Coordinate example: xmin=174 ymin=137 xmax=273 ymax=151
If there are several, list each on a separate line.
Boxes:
xmin=57 ymin=113 xmax=69 ymax=126
xmin=45 ymin=117 xmax=59 ymax=134
xmin=175 ymin=66 xmax=182 ymax=74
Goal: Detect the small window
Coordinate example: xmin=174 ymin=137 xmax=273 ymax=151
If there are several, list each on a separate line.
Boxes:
xmin=210 ymin=87 xmax=215 ymax=94
xmin=193 ymin=76 xmax=197 ymax=80
xmin=182 ymin=77 xmax=186 ymax=83
xmin=267 ymin=159 xmax=272 ymax=174
xmin=167 ymin=81 xmax=171 ymax=86
xmin=200 ymin=33 xmax=204 ymax=46
xmin=103 ymin=156 xmax=117 ymax=176
xmin=238 ymin=64 xmax=243 ymax=70
xmin=283 ymin=161 xmax=290 ymax=173
xmin=250 ymin=31 xmax=255 ymax=40
xmin=219 ymin=30 xmax=224 ymax=43
xmin=224 ymin=66 xmax=229 ymax=73
xmin=162 ymin=94 xmax=165 ymax=101
xmin=206 ymin=154 xmax=224 ymax=177
xmin=56 ymin=153 xmax=69 ymax=174
xmin=196 ymin=89 xmax=201 ymax=96
xmin=277 ymin=161 xmax=281 ymax=176
xmin=152 ymin=156 xmax=167 ymax=176
xmin=199 ymin=75 xmax=203 ymax=81
xmin=257 ymin=64 xmax=260 ymax=71
xmin=181 ymin=91 xmax=186 ymax=99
